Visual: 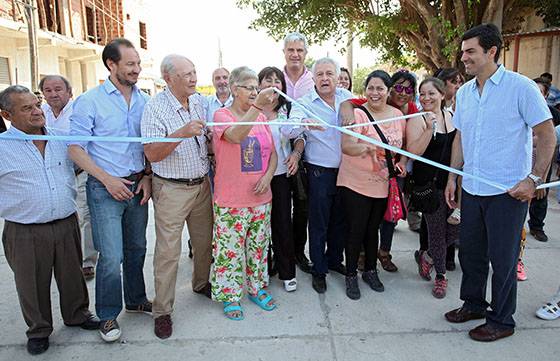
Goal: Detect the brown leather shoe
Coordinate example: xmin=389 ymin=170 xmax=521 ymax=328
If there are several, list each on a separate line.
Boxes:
xmin=194 ymin=282 xmax=212 ymax=299
xmin=445 ymin=307 xmax=486 ymax=323
xmin=378 ymin=251 xmax=398 ymax=272
xmin=468 ymin=323 xmax=514 ymax=342
xmin=154 ymin=315 xmax=173 ymax=339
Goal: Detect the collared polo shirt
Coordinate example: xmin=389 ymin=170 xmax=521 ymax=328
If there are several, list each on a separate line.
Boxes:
xmin=284 ymin=67 xmax=314 ymax=100
xmin=286 ymin=87 xmax=353 ymax=168
xmin=206 ymin=93 xmax=233 ymax=122
xmin=42 ymin=99 xmax=73 ymax=132
xmin=68 ymin=79 xmax=149 ymax=177
xmin=141 ymin=89 xmax=210 ymax=179
xmin=0 ymin=126 xmax=77 ymax=224
xmin=454 ymin=65 xmax=552 ymax=196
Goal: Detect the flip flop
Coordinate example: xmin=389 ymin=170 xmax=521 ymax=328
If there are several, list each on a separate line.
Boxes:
xmin=223 ymin=302 xmax=244 ymax=321
xmin=248 ymin=289 xmax=277 ymax=311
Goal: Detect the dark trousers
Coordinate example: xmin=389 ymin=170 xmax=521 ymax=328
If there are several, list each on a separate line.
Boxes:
xmin=271 ymin=174 xmax=296 ymax=280
xmin=2 ymin=214 xmax=90 ymax=339
xmin=340 ymin=187 xmax=386 ymax=276
xmin=306 ymin=163 xmax=345 ymax=276
xmin=459 ymin=190 xmax=527 ymax=330
xmin=291 ymin=173 xmax=309 ymax=258
xmin=528 ymin=166 xmax=552 ymax=231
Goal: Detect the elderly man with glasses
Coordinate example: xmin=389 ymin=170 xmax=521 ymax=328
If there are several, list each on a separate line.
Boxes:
xmin=141 ymin=54 xmax=213 ymax=339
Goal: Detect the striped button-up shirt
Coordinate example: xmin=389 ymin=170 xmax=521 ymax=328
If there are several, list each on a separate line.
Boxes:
xmin=69 ymin=79 xmax=149 ymax=177
xmin=454 ymin=65 xmax=552 ymax=196
xmin=141 ymin=89 xmax=210 ymax=179
xmin=0 ymin=126 xmax=77 ymax=224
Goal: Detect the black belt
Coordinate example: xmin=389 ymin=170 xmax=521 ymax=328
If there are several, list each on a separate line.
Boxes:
xmin=154 ymin=173 xmax=205 ymax=186
xmin=124 ymin=171 xmax=145 ymax=182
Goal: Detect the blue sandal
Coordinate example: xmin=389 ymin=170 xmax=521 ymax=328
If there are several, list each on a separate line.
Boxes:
xmin=223 ymin=302 xmax=244 ymax=321
xmin=248 ymin=290 xmax=277 ymax=311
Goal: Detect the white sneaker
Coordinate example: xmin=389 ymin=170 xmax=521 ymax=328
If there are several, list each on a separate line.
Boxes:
xmin=536 ymin=295 xmax=560 ymax=320
xmin=283 ymin=278 xmax=297 ymax=292
xmin=99 ymin=319 xmax=121 ymax=342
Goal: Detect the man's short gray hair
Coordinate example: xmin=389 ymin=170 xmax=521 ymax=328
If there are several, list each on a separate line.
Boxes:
xmin=38 ymin=75 xmax=72 ymax=92
xmin=284 ymin=32 xmax=308 ymax=50
xmin=229 ymin=66 xmax=258 ymax=88
xmin=311 ymin=57 xmax=340 ymax=76
xmin=160 ymin=54 xmax=191 ymax=78
xmin=0 ymin=85 xmax=31 ymax=112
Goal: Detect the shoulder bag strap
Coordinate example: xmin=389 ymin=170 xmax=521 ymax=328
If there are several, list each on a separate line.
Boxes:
xmin=355 ymin=104 xmax=397 ymax=178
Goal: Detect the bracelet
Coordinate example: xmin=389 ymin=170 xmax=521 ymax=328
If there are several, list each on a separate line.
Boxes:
xmin=293 ymin=150 xmax=302 ymax=158
xmin=251 ymin=104 xmax=263 ymax=111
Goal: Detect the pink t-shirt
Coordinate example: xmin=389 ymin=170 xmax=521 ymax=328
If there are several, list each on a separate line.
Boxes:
xmin=337 ymin=108 xmax=406 ymax=198
xmin=213 ymin=108 xmax=274 ymax=208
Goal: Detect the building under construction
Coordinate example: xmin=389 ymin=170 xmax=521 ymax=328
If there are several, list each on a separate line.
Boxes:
xmin=0 ymin=0 xmax=156 ymax=94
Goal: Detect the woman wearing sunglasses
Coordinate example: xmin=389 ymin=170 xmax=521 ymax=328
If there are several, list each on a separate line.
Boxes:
xmin=374 ymin=70 xmax=422 ymax=273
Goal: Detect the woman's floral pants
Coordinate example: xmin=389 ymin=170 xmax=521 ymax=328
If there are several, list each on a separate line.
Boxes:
xmin=211 ymin=203 xmax=271 ymax=303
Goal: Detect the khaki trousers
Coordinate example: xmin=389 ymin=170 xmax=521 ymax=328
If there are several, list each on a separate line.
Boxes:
xmin=151 ymin=176 xmax=213 ymax=318
xmin=2 ymin=214 xmax=91 ymax=339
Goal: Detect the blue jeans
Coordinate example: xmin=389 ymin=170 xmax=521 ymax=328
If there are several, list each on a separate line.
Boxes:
xmin=306 ymin=163 xmax=345 ymax=276
xmin=86 ymin=176 xmax=149 ymax=320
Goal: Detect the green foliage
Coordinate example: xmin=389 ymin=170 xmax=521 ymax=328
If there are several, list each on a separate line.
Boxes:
xmin=238 ymin=0 xmax=557 ymax=71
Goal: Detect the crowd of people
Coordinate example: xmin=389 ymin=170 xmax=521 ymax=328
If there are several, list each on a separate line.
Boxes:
xmin=0 ymin=23 xmax=559 ymax=355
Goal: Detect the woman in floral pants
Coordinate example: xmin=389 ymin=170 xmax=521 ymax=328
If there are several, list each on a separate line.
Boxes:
xmin=211 ymin=67 xmax=278 ymax=320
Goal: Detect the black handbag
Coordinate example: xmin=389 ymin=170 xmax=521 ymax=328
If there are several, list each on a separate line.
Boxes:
xmin=409 ymin=113 xmax=450 ymax=214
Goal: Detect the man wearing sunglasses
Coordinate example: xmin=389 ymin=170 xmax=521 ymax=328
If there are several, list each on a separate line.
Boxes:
xmin=141 ymin=54 xmax=213 ymax=339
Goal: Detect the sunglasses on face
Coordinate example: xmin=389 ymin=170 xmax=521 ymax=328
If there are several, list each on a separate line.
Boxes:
xmin=393 ymin=84 xmax=414 ymax=95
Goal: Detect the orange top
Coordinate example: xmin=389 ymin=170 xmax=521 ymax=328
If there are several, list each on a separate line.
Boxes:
xmin=337 ymin=108 xmax=406 ymax=198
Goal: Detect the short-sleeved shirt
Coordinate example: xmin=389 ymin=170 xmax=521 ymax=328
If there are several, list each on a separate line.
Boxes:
xmin=212 ymin=108 xmax=274 ymax=208
xmin=69 ymin=79 xmax=149 ymax=177
xmin=141 ymin=89 xmax=209 ymax=179
xmin=0 ymin=126 xmax=77 ymax=224
xmin=337 ymin=108 xmax=406 ymax=198
xmin=453 ymin=65 xmax=552 ymax=195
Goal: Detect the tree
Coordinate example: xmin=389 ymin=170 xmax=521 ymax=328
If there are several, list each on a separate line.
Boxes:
xmin=238 ymin=0 xmax=560 ymax=73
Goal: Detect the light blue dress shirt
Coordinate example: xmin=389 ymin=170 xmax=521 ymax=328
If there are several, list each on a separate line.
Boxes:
xmin=69 ymin=79 xmax=149 ymax=177
xmin=0 ymin=126 xmax=77 ymax=224
xmin=286 ymin=87 xmax=352 ymax=168
xmin=206 ymin=93 xmax=233 ymax=122
xmin=454 ymin=65 xmax=552 ymax=196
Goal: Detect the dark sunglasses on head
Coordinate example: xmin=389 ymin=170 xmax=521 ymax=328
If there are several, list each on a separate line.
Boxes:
xmin=394 ymin=84 xmax=414 ymax=95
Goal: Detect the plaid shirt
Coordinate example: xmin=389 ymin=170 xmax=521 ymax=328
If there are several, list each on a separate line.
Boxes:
xmin=141 ymin=89 xmax=210 ymax=179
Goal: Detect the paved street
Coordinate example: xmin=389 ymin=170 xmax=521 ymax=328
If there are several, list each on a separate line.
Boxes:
xmin=1 ymin=192 xmax=559 ymax=361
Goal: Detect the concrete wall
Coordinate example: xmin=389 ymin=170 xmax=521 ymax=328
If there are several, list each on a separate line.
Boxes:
xmin=502 ymin=34 xmax=560 ymax=83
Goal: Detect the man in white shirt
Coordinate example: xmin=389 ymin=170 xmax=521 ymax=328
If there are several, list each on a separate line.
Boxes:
xmin=40 ymin=75 xmax=97 ymax=280
xmin=206 ymin=67 xmax=233 ymax=123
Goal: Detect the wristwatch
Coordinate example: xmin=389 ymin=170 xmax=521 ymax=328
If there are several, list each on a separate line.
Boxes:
xmin=527 ymin=173 xmax=543 ymax=187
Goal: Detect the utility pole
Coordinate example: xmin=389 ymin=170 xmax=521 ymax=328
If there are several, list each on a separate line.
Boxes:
xmin=23 ymin=0 xmax=39 ymax=91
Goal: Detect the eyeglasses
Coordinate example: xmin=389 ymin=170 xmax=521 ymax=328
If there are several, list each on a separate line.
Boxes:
xmin=393 ymin=84 xmax=414 ymax=95
xmin=237 ymin=85 xmax=258 ymax=93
